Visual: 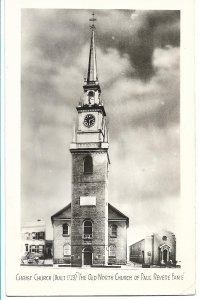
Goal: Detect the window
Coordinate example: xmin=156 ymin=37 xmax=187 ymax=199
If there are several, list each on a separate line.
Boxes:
xmin=88 ymin=91 xmax=94 ymax=104
xmin=84 ymin=155 xmax=93 ymax=174
xmin=63 ymin=223 xmax=69 ymax=235
xmin=38 ymin=231 xmax=45 ymax=240
xmin=24 ymin=232 xmax=30 ymax=240
xmin=35 ymin=245 xmax=44 ymax=253
xmin=25 ymin=244 xmax=29 ymax=252
xmin=31 ymin=232 xmax=36 ymax=240
xmin=109 ymin=245 xmax=116 ymax=257
xmin=63 ymin=244 xmax=71 ymax=256
xmin=111 ymin=224 xmax=117 ymax=237
xmin=38 ymin=245 xmax=44 ymax=254
xmin=88 ymin=91 xmax=94 ymax=97
xmin=30 ymin=245 xmax=36 ymax=253
xmin=83 ymin=220 xmax=92 ymax=238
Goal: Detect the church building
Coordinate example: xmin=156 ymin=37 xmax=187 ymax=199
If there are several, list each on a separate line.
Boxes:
xmin=51 ymin=16 xmax=129 ymax=267
xmin=129 ymin=230 xmax=176 ymax=266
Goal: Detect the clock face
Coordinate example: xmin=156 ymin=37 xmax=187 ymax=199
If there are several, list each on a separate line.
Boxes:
xmin=83 ymin=114 xmax=95 ymax=128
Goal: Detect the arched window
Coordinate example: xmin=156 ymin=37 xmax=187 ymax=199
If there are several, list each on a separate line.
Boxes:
xmin=109 ymin=245 xmax=116 ymax=257
xmin=84 ymin=155 xmax=93 ymax=174
xmin=63 ymin=244 xmax=71 ymax=256
xmin=88 ymin=91 xmax=94 ymax=97
xmin=111 ymin=224 xmax=117 ymax=237
xmin=83 ymin=220 xmax=92 ymax=238
xmin=88 ymin=91 xmax=94 ymax=104
xmin=63 ymin=223 xmax=69 ymax=236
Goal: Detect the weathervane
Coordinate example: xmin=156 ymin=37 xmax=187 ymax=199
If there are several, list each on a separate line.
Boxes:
xmin=89 ymin=12 xmax=96 ymax=29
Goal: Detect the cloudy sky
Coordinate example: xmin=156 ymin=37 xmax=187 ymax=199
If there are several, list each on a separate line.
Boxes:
xmin=21 ymin=9 xmax=180 ymax=244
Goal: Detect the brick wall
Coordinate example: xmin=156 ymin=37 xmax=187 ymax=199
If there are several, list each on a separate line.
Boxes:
xmin=52 ymin=150 xmax=128 ymax=266
xmin=71 ymin=150 xmax=109 ymax=266
xmin=129 ymin=239 xmax=145 ymax=263
xmin=108 ymin=221 xmax=127 ymax=265
xmin=53 ymin=220 xmax=71 ymax=264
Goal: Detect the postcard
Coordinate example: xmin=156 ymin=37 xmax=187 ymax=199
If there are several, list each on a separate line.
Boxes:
xmin=4 ymin=0 xmax=195 ymax=296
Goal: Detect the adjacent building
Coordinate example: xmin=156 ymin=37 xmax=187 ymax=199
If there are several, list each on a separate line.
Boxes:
xmin=21 ymin=220 xmax=46 ymax=258
xmin=51 ymin=17 xmax=129 ymax=267
xmin=129 ymin=230 xmax=176 ymax=266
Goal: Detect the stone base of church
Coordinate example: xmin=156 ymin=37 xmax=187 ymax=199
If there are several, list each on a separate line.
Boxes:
xmin=108 ymin=258 xmax=127 ymax=265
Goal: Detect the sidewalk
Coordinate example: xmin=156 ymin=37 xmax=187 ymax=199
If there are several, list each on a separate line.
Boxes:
xmin=44 ymin=259 xmax=53 ymax=265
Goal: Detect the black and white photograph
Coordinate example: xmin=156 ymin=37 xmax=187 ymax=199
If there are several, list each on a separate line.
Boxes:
xmin=21 ymin=8 xmax=180 ymax=268
xmin=4 ymin=0 xmax=196 ymax=296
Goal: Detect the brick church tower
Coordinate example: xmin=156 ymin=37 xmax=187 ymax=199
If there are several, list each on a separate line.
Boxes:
xmin=51 ymin=15 xmax=129 ymax=267
xmin=69 ymin=17 xmax=109 ymax=267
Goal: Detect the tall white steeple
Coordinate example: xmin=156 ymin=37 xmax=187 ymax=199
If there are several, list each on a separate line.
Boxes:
xmin=70 ymin=12 xmax=108 ymax=149
xmin=82 ymin=13 xmax=102 ymax=107
xmin=87 ymin=16 xmax=98 ymax=83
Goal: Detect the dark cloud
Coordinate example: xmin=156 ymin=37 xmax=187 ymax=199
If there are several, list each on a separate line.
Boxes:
xmin=102 ymin=46 xmax=180 ymax=137
xmin=96 ymin=10 xmax=180 ymax=79
xmin=22 ymin=9 xmax=180 ymax=80
xmin=21 ymin=9 xmax=180 ymax=240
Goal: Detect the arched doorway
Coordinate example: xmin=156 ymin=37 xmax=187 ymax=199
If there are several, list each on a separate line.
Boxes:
xmin=82 ymin=247 xmax=93 ymax=266
xmin=159 ymin=244 xmax=170 ymax=265
xmin=163 ymin=249 xmax=168 ymax=263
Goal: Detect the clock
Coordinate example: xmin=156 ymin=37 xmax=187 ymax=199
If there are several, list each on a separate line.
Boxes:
xmin=83 ymin=114 xmax=95 ymax=127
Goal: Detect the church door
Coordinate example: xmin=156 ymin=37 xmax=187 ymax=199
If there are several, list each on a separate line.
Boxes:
xmin=83 ymin=247 xmax=92 ymax=265
xmin=163 ymin=249 xmax=168 ymax=263
xmin=159 ymin=245 xmax=170 ymax=265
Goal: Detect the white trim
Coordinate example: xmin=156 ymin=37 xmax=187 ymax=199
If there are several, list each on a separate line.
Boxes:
xmin=108 ymin=219 xmax=127 ymax=222
xmin=54 ymin=218 xmax=71 ymax=221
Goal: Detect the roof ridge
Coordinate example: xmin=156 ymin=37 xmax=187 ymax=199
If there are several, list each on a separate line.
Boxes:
xmin=51 ymin=203 xmax=71 ymax=220
xmin=51 ymin=202 xmax=129 ymax=226
xmin=108 ymin=203 xmax=129 ymax=220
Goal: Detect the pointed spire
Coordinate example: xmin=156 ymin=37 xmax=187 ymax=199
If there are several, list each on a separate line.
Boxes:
xmin=87 ymin=13 xmax=98 ymax=83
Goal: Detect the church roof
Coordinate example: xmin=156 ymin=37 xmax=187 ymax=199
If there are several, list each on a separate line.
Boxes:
xmin=108 ymin=203 xmax=129 ymax=225
xmin=51 ymin=202 xmax=129 ymax=226
xmin=51 ymin=203 xmax=71 ymax=220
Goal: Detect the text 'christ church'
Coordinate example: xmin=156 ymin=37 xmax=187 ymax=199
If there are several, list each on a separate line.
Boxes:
xmin=51 ymin=15 xmax=129 ymax=267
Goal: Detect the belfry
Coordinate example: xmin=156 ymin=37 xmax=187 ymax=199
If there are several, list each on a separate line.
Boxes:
xmin=51 ymin=14 xmax=129 ymax=267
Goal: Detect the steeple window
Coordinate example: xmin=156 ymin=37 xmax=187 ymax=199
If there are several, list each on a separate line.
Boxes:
xmin=83 ymin=220 xmax=93 ymax=238
xmin=88 ymin=91 xmax=95 ymax=104
xmin=84 ymin=155 xmax=93 ymax=174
